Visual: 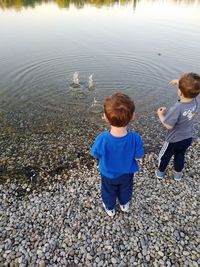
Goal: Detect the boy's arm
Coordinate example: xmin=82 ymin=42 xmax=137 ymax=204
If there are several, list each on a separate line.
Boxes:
xmin=157 ymin=107 xmax=173 ymax=129
xmin=91 ymin=143 xmax=100 ymax=159
xmin=135 ymin=134 xmax=144 ymax=159
xmin=90 ymin=136 xmax=102 ymax=159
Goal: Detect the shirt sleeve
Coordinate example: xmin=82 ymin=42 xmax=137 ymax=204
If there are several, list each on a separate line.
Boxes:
xmin=196 ymin=95 xmax=200 ymax=112
xmin=90 ymin=134 xmax=103 ymax=159
xmin=163 ymin=102 xmax=181 ymax=127
xmin=134 ymin=134 xmax=144 ymax=159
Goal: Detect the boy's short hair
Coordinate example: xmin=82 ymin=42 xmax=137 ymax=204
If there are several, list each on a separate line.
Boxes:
xmin=104 ymin=92 xmax=135 ymax=127
xmin=179 ymin=73 xmax=200 ymax=98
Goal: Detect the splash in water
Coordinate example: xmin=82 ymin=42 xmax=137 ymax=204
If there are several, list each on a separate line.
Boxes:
xmin=88 ymin=74 xmax=95 ymax=91
xmin=73 ymin=71 xmax=79 ymax=84
xmin=92 ymin=97 xmax=97 ymax=106
xmin=70 ymin=72 xmax=81 ymax=89
xmin=89 ymin=97 xmax=103 ymax=114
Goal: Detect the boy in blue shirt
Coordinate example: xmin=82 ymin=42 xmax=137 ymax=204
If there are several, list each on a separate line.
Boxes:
xmin=91 ymin=93 xmax=144 ymax=217
xmin=156 ymin=73 xmax=200 ymax=181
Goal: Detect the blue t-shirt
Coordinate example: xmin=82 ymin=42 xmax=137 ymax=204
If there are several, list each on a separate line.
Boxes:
xmin=91 ymin=130 xmax=144 ymax=179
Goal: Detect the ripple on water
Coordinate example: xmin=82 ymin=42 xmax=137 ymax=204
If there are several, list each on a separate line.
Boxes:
xmin=0 ymin=51 xmax=181 ymax=113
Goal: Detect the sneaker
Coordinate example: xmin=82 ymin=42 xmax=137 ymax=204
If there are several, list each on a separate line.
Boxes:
xmin=155 ymin=169 xmax=165 ymax=179
xmin=174 ymin=171 xmax=183 ymax=181
xmin=102 ymin=203 xmax=115 ymax=217
xmin=120 ymin=201 xmax=130 ymax=212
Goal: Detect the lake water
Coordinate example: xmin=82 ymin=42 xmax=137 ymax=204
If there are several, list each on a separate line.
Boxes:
xmin=0 ymin=0 xmax=200 ymax=115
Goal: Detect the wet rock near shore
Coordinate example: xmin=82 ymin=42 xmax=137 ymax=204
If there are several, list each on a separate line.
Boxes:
xmin=0 ymin=107 xmax=166 ymax=187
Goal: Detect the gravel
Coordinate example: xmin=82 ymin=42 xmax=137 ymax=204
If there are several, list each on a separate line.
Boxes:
xmin=0 ymin=107 xmax=199 ymax=266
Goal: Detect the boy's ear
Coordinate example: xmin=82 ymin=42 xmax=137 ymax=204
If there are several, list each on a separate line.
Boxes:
xmin=102 ymin=113 xmax=109 ymax=122
xmin=131 ymin=112 xmax=135 ymax=121
xmin=178 ymin=89 xmax=183 ymax=97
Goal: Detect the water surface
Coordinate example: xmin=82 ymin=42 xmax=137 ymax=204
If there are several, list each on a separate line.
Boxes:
xmin=0 ymin=0 xmax=200 ymax=115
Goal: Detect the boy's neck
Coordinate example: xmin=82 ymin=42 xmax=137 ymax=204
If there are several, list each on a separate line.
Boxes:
xmin=110 ymin=126 xmax=128 ymax=137
xmin=179 ymin=96 xmax=194 ymax=103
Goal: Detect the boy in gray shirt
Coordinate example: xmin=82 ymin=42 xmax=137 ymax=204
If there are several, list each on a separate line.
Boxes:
xmin=156 ymin=73 xmax=200 ymax=180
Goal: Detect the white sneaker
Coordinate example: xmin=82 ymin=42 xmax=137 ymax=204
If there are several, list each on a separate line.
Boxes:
xmin=102 ymin=203 xmax=115 ymax=217
xmin=120 ymin=202 xmax=130 ymax=212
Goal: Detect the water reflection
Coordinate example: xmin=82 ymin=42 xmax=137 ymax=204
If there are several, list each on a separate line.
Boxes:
xmin=0 ymin=0 xmax=199 ymax=10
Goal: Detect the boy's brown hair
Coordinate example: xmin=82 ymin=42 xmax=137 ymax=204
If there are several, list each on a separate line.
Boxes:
xmin=179 ymin=73 xmax=200 ymax=98
xmin=104 ymin=92 xmax=135 ymax=127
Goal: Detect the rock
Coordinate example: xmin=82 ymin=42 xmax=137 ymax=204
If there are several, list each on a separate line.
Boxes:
xmin=39 ymin=260 xmax=46 ymax=267
xmin=158 ymin=251 xmax=164 ymax=257
xmin=111 ymin=258 xmax=118 ymax=264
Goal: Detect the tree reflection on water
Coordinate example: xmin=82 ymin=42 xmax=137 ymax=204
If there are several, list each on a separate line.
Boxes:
xmin=0 ymin=0 xmax=199 ymax=10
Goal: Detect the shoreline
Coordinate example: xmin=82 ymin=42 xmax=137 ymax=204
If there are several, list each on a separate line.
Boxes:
xmin=0 ymin=106 xmax=199 ymax=189
xmin=0 ymin=108 xmax=163 ymax=185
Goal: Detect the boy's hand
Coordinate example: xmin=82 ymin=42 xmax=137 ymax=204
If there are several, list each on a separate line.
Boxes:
xmin=157 ymin=107 xmax=166 ymax=116
xmin=169 ymin=79 xmax=178 ymax=86
xmin=157 ymin=107 xmax=173 ymax=129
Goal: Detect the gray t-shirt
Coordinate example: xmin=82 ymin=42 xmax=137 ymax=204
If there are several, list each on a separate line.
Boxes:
xmin=164 ymin=97 xmax=199 ymax=143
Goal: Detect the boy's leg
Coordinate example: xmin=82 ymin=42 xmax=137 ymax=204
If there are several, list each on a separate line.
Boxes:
xmin=158 ymin=142 xmax=174 ymax=172
xmin=173 ymin=138 xmax=192 ymax=172
xmin=117 ymin=174 xmax=134 ymax=206
xmin=101 ymin=175 xmax=117 ymax=210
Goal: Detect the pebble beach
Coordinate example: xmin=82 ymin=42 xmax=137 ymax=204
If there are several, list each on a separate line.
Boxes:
xmin=0 ymin=107 xmax=199 ymax=267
